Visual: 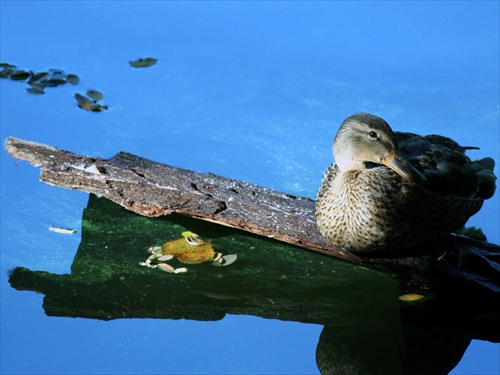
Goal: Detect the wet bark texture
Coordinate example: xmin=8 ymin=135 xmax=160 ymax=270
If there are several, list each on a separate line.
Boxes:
xmin=4 ymin=136 xmax=500 ymax=291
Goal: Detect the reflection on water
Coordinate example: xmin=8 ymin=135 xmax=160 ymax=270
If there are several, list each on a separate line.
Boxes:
xmin=8 ymin=194 xmax=499 ymax=374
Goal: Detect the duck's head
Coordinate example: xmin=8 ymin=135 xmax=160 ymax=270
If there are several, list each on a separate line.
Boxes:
xmin=333 ymin=113 xmax=427 ymax=184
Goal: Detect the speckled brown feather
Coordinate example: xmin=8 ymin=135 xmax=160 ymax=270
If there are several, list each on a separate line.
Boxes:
xmin=315 ymin=113 xmax=496 ymax=254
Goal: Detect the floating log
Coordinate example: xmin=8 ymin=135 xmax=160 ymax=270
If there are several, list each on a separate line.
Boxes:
xmin=4 ymin=136 xmax=500 ymax=292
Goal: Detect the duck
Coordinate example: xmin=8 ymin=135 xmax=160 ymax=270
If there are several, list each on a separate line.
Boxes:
xmin=315 ymin=112 xmax=496 ymax=254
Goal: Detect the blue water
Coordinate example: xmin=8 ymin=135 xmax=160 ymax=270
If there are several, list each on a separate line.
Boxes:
xmin=1 ymin=1 xmax=499 ymax=374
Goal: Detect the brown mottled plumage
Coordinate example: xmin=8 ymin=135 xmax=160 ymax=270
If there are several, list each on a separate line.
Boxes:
xmin=315 ymin=113 xmax=496 ymax=254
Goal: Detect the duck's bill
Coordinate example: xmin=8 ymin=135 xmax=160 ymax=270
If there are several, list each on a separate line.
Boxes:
xmin=381 ymin=150 xmax=427 ymax=185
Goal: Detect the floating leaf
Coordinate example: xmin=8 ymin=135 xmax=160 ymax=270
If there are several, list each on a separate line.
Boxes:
xmin=87 ymin=89 xmax=103 ymax=101
xmin=29 ymin=82 xmax=45 ymax=89
xmin=48 ymin=68 xmax=65 ymax=76
xmin=0 ymin=67 xmax=14 ymax=78
xmin=90 ymin=104 xmax=108 ymax=112
xmin=41 ymin=78 xmax=66 ymax=87
xmin=27 ymin=86 xmax=45 ymax=95
xmin=0 ymin=63 xmax=16 ymax=69
xmin=10 ymin=70 xmax=31 ymax=81
xmin=75 ymin=93 xmax=93 ymax=109
xmin=66 ymin=74 xmax=80 ymax=85
xmin=129 ymin=57 xmax=158 ymax=68
xmin=40 ymin=70 xmax=67 ymax=87
xmin=28 ymin=72 xmax=49 ymax=85
xmin=75 ymin=93 xmax=108 ymax=112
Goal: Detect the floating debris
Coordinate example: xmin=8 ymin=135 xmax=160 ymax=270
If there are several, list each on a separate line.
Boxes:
xmin=75 ymin=93 xmax=93 ymax=109
xmin=28 ymin=72 xmax=49 ymax=85
xmin=10 ymin=70 xmax=31 ymax=81
xmin=157 ymin=263 xmax=175 ymax=273
xmin=75 ymin=92 xmax=108 ymax=112
xmin=398 ymin=293 xmax=424 ymax=302
xmin=27 ymin=86 xmax=45 ymax=95
xmin=49 ymin=69 xmax=65 ymax=77
xmin=66 ymin=74 xmax=80 ymax=85
xmin=41 ymin=78 xmax=66 ymax=87
xmin=140 ymin=231 xmax=237 ymax=274
xmin=0 ymin=63 xmax=16 ymax=78
xmin=28 ymin=82 xmax=45 ymax=90
xmin=129 ymin=57 xmax=158 ymax=68
xmin=0 ymin=66 xmax=15 ymax=78
xmin=3 ymin=63 xmax=107 ymax=110
xmin=36 ymin=69 xmax=66 ymax=87
xmin=212 ymin=253 xmax=238 ymax=267
xmin=86 ymin=89 xmax=103 ymax=101
xmin=0 ymin=69 xmax=13 ymax=78
xmin=157 ymin=254 xmax=174 ymax=261
xmin=49 ymin=226 xmax=76 ymax=234
xmin=174 ymin=268 xmax=188 ymax=274
xmin=90 ymin=105 xmax=108 ymax=112
xmin=162 ymin=231 xmax=223 ymax=264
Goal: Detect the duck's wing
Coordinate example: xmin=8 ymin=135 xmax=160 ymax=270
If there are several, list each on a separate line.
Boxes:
xmin=316 ymin=163 xmax=339 ymax=201
xmin=395 ymin=132 xmax=496 ymax=199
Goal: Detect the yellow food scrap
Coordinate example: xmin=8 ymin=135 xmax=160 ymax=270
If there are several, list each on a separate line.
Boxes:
xmin=161 ymin=232 xmax=217 ymax=264
xmin=140 ymin=231 xmax=236 ymax=273
xmin=398 ymin=293 xmax=424 ymax=302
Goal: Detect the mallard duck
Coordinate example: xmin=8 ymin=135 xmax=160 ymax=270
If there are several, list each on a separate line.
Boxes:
xmin=315 ymin=112 xmax=496 ymax=254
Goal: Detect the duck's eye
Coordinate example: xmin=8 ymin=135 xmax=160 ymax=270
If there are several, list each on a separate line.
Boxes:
xmin=369 ymin=131 xmax=378 ymax=138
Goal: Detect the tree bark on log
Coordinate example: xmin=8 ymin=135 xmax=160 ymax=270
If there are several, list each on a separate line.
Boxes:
xmin=4 ymin=136 xmax=500 ymax=288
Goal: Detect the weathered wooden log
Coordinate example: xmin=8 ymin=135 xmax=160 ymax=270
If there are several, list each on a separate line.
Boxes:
xmin=4 ymin=136 xmax=500 ymax=289
xmin=3 ymin=137 xmax=356 ymax=259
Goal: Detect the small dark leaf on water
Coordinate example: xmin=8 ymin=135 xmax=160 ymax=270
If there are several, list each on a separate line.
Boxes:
xmin=0 ymin=63 xmax=16 ymax=69
xmin=90 ymin=104 xmax=108 ymax=112
xmin=39 ymin=70 xmax=67 ymax=86
xmin=29 ymin=83 xmax=45 ymax=90
xmin=10 ymin=70 xmax=31 ymax=81
xmin=129 ymin=57 xmax=158 ymax=68
xmin=27 ymin=86 xmax=45 ymax=95
xmin=50 ymin=71 xmax=66 ymax=80
xmin=41 ymin=78 xmax=67 ymax=87
xmin=48 ymin=68 xmax=64 ymax=74
xmin=86 ymin=89 xmax=103 ymax=101
xmin=0 ymin=67 xmax=14 ymax=78
xmin=28 ymin=72 xmax=49 ymax=85
xmin=66 ymin=74 xmax=80 ymax=85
